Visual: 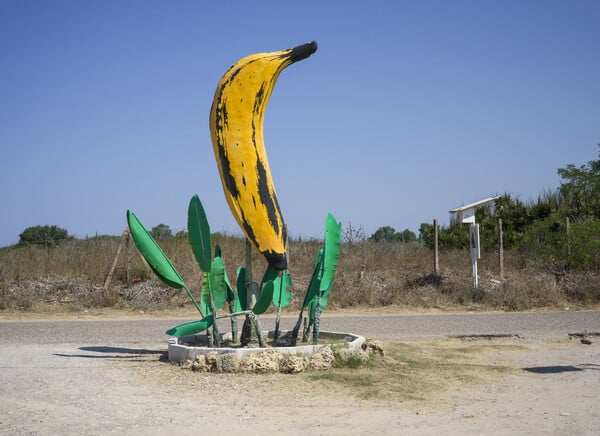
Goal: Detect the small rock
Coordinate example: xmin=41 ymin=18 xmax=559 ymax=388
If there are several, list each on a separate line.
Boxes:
xmin=205 ymin=352 xmax=222 ymax=372
xmin=280 ymin=354 xmax=307 ymax=373
xmin=191 ymin=355 xmax=210 ymax=372
xmin=580 ymin=338 xmax=592 ymax=345
xmin=309 ymin=352 xmax=333 ymax=370
xmin=365 ymin=339 xmax=385 ymax=356
xmin=239 ymin=350 xmax=281 ymax=373
xmin=336 ymin=347 xmax=370 ymax=364
xmin=220 ymin=353 xmax=240 ymax=373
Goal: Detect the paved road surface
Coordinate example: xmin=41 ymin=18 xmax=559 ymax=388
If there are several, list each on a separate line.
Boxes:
xmin=1 ymin=310 xmax=599 ymax=345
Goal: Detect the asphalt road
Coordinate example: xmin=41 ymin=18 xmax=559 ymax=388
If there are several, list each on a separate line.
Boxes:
xmin=1 ymin=310 xmax=599 ymax=345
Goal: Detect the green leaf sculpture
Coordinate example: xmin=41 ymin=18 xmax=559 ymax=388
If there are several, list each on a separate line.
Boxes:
xmin=302 ymin=248 xmax=324 ymax=310
xmin=127 ymin=210 xmax=186 ymax=289
xmin=261 ymin=264 xmax=280 ymax=286
xmin=201 ymin=256 xmax=228 ymax=311
xmin=252 ymin=280 xmax=275 ymax=315
xmin=165 ymin=315 xmax=214 ymax=337
xmin=188 ymin=194 xmax=212 ymax=272
xmin=127 ymin=210 xmax=203 ymax=315
xmin=303 ymin=214 xmax=342 ymax=325
xmin=318 ymin=213 xmax=343 ymax=310
xmin=236 ymin=267 xmax=248 ymax=311
xmin=272 ymin=272 xmax=292 ymax=308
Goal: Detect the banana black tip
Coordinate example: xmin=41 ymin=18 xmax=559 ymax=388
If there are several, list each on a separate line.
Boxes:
xmin=263 ymin=251 xmax=288 ymax=271
xmin=289 ymin=41 xmax=318 ymax=63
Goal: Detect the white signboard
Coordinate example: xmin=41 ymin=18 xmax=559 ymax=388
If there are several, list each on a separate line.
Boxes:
xmin=462 ymin=208 xmax=476 ymax=224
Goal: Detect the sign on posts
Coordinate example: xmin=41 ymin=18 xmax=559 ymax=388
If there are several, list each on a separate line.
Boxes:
xmin=449 ymin=196 xmax=498 ymax=289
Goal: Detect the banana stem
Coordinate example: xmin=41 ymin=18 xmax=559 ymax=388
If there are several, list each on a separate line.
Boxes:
xmin=274 ymin=275 xmax=284 ymax=340
xmin=206 ymin=273 xmax=221 ymax=347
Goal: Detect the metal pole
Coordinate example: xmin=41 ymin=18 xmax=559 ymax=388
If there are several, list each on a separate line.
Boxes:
xmin=498 ymin=218 xmax=504 ymax=281
xmin=433 ymin=218 xmax=439 ymax=275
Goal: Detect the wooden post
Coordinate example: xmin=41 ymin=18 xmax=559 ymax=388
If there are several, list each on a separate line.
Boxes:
xmin=433 ymin=219 xmax=439 ymax=275
xmin=125 ymin=229 xmax=131 ymax=284
xmin=498 ymin=218 xmax=504 ymax=281
xmin=566 ymin=216 xmax=571 ymax=262
xmin=104 ymin=229 xmax=128 ymax=290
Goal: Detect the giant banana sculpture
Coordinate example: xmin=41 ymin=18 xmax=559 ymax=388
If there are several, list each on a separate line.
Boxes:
xmin=209 ymin=41 xmax=318 ymax=271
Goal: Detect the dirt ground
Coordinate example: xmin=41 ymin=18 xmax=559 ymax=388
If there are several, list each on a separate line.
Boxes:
xmin=1 ymin=312 xmax=598 ymax=435
xmin=121 ymin=337 xmax=600 ymax=435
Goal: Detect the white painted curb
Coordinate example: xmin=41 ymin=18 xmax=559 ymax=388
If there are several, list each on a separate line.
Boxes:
xmin=168 ymin=330 xmax=365 ymax=363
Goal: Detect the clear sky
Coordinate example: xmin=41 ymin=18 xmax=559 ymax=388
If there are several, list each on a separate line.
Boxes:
xmin=1 ymin=0 xmax=599 ymax=247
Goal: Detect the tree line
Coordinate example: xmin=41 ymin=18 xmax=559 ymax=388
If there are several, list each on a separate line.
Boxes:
xmin=12 ymin=145 xmax=600 ymax=272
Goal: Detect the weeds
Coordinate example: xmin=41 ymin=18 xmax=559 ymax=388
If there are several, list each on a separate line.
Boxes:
xmin=307 ymin=341 xmax=515 ymax=403
xmin=1 ymin=236 xmax=599 ymax=312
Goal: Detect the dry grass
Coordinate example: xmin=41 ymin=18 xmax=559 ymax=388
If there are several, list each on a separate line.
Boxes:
xmin=307 ymin=340 xmax=518 ymax=403
xmin=1 ymin=236 xmax=599 ymax=313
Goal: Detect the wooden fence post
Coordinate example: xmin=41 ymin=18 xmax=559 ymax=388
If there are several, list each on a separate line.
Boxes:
xmin=104 ymin=229 xmax=129 ymax=290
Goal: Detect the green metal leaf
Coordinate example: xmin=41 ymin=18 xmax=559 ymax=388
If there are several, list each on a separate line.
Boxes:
xmin=165 ymin=315 xmax=213 ymax=337
xmin=126 ymin=210 xmax=185 ymax=289
xmin=236 ymin=267 xmax=248 ymax=311
xmin=272 ymin=272 xmax=292 ymax=308
xmin=223 ymin=263 xmax=243 ymax=312
xmin=201 ymin=256 xmax=228 ymax=310
xmin=252 ymin=280 xmax=274 ymax=315
xmin=321 ymin=213 xmax=342 ymax=293
xmin=261 ymin=264 xmax=280 ymax=285
xmin=308 ymin=214 xmax=343 ymax=323
xmin=187 ymin=195 xmax=212 ymax=272
xmin=301 ymin=248 xmax=324 ymax=310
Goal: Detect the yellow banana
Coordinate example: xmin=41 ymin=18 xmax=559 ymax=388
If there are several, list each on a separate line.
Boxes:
xmin=209 ymin=41 xmax=318 ymax=271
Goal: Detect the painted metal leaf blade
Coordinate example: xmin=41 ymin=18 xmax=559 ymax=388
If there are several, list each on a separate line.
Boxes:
xmin=126 ymin=210 xmax=185 ymax=289
xmin=252 ymin=280 xmax=274 ymax=315
xmin=236 ymin=267 xmax=248 ymax=311
xmin=319 ymin=213 xmax=342 ymax=312
xmin=200 ymin=274 xmax=212 ymax=311
xmin=201 ymin=256 xmax=228 ymax=310
xmin=272 ymin=271 xmax=292 ymax=308
xmin=165 ymin=315 xmax=214 ymax=337
xmin=301 ymin=248 xmax=324 ymax=309
xmin=187 ymin=195 xmax=212 ymax=272
xmin=261 ymin=264 xmax=279 ymax=285
xmin=321 ymin=213 xmax=342 ymax=292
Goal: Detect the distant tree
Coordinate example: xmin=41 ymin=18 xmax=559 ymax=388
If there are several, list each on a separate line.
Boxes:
xmin=370 ymin=226 xmax=397 ymax=242
xmin=151 ymin=223 xmax=173 ymax=239
xmin=399 ymin=229 xmax=417 ymax=243
xmin=557 ymin=144 xmax=600 ymax=219
xmin=18 ymin=225 xmax=73 ymax=247
xmin=370 ymin=226 xmax=417 ymax=243
xmin=175 ymin=230 xmax=188 ymax=239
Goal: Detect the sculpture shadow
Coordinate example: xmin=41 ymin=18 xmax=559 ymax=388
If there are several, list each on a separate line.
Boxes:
xmin=54 ymin=346 xmax=166 ymax=361
xmin=523 ymin=363 xmax=600 ymax=374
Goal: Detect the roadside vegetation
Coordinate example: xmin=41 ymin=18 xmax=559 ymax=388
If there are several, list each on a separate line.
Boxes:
xmin=2 ymin=146 xmax=600 ymax=313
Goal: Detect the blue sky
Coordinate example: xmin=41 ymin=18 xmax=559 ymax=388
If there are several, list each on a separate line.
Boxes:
xmin=1 ymin=1 xmax=599 ymax=247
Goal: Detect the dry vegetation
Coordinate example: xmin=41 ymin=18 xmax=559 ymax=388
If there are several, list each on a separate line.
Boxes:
xmin=1 ymin=234 xmax=599 ymax=313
